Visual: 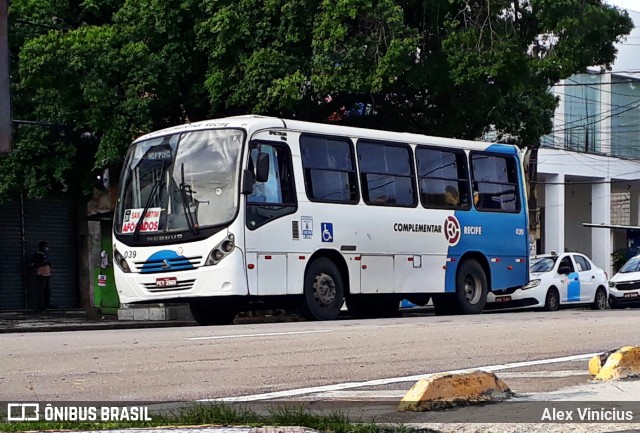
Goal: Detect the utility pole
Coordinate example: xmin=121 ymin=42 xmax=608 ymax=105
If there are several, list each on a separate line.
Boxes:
xmin=0 ymin=0 xmax=11 ymax=153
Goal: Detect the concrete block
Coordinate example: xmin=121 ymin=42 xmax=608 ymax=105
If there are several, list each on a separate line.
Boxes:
xmin=398 ymin=370 xmax=511 ymax=411
xmin=117 ymin=306 xmax=135 ymax=321
xmin=591 ymin=346 xmax=640 ymax=380
xmin=118 ymin=303 xmax=193 ymax=321
xmin=148 ymin=307 xmax=168 ymax=321
xmin=132 ymin=307 xmax=151 ymax=321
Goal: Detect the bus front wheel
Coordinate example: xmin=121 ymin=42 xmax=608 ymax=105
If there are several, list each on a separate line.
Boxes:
xmin=189 ymin=298 xmax=237 ymax=326
xmin=455 ymin=259 xmax=488 ymax=314
xmin=299 ymin=258 xmax=344 ymax=321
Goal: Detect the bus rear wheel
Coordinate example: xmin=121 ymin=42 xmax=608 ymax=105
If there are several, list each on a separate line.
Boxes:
xmin=299 ymin=258 xmax=344 ymax=321
xmin=189 ymin=298 xmax=237 ymax=326
xmin=455 ymin=259 xmax=488 ymax=314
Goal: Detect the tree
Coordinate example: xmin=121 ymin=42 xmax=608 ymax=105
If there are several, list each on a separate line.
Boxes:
xmin=2 ymin=0 xmax=633 ymax=203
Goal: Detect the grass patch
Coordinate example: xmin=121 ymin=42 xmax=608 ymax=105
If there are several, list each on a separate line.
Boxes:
xmin=0 ymin=402 xmax=437 ymax=433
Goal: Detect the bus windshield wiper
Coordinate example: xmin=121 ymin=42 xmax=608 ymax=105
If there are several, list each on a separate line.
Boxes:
xmin=133 ymin=161 xmax=166 ymax=241
xmin=179 ymin=163 xmax=199 ymax=235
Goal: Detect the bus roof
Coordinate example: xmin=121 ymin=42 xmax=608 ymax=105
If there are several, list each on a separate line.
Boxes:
xmin=133 ymin=114 xmax=519 ymax=154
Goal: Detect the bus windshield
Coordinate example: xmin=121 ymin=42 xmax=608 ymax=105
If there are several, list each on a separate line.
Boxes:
xmin=115 ymin=129 xmax=245 ymax=237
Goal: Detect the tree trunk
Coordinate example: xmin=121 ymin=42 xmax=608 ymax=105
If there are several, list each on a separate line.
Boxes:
xmin=524 ymin=146 xmax=539 ymax=255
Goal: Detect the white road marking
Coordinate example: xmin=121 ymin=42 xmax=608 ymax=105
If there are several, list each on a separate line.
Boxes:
xmin=296 ymin=390 xmax=408 ymax=399
xmin=185 ymin=330 xmax=332 ymax=341
xmin=201 ymin=352 xmax=599 ymax=402
xmin=498 ymin=370 xmax=587 ymax=378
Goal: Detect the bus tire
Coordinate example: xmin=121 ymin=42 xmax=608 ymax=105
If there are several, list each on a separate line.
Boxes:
xmin=455 ymin=259 xmax=487 ymax=314
xmin=299 ymin=258 xmax=344 ymax=321
xmin=189 ymin=299 xmax=237 ymax=326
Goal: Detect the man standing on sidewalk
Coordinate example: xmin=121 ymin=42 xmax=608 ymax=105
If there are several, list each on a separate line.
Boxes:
xmin=30 ymin=240 xmax=54 ymax=310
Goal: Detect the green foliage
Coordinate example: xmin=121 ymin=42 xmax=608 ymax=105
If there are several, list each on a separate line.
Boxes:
xmin=612 ymin=248 xmax=630 ymax=273
xmin=5 ymin=0 xmax=633 ymax=200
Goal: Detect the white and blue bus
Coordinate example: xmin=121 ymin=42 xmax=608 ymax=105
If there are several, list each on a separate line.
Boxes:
xmin=113 ymin=115 xmax=529 ymax=325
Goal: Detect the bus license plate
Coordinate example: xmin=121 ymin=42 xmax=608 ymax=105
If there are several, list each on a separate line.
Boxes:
xmin=624 ymin=292 xmax=639 ymax=298
xmin=156 ymin=277 xmax=177 ymax=288
xmin=496 ymin=296 xmax=511 ymax=303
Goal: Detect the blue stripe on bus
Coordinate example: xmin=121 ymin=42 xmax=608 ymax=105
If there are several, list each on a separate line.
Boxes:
xmin=140 ymin=250 xmax=195 ymax=273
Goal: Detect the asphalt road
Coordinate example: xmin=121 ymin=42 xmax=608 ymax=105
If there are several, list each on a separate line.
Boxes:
xmin=1 ymin=309 xmax=639 ymax=402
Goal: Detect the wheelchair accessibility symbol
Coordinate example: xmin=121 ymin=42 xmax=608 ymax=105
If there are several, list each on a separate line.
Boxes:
xmin=321 ymin=223 xmax=333 ymax=243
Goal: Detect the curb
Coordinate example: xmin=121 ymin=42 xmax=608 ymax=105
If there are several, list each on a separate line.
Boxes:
xmin=589 ymin=346 xmax=640 ymax=380
xmin=0 ymin=320 xmax=197 ymax=333
xmin=397 ymin=370 xmax=512 ymax=411
xmin=0 ymin=312 xmax=307 ymax=334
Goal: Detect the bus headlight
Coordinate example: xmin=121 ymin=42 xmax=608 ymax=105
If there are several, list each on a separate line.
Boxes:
xmin=114 ymin=249 xmax=131 ymax=273
xmin=205 ymin=233 xmax=235 ymax=266
xmin=522 ymin=279 xmax=540 ymax=290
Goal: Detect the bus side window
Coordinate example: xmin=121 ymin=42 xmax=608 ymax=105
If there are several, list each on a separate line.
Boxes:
xmin=416 ymin=146 xmax=470 ymax=210
xmin=471 ymin=153 xmax=521 ymax=213
xmin=247 ymin=144 xmax=295 ymax=205
xmin=300 ymin=135 xmax=358 ymax=203
xmin=357 ymin=140 xmax=417 ymax=208
xmin=246 ymin=142 xmax=297 ymax=230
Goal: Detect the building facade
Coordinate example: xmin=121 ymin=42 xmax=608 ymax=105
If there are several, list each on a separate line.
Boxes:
xmin=537 ymin=9 xmax=640 ymax=274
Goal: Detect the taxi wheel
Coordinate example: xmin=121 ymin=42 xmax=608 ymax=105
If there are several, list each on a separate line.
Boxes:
xmin=591 ymin=288 xmax=608 ymax=310
xmin=544 ymin=288 xmax=560 ymax=312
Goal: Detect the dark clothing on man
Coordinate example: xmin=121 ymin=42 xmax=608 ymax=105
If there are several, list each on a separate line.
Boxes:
xmin=31 ymin=243 xmax=53 ymax=310
xmin=34 ymin=274 xmax=52 ymax=310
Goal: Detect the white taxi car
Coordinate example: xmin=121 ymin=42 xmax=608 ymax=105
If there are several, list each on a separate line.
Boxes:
xmin=608 ymin=254 xmax=640 ymax=308
xmin=486 ymin=252 xmax=609 ymax=311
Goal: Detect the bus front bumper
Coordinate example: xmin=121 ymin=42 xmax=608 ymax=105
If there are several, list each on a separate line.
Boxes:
xmin=114 ymin=249 xmax=248 ymax=303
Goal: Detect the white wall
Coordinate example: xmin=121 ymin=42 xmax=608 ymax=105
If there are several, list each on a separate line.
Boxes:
xmin=537 ymin=149 xmax=640 ymax=272
xmin=564 ymin=183 xmax=592 ymax=255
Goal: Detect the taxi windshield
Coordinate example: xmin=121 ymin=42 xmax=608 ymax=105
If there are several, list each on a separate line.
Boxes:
xmin=530 ymin=256 xmax=558 ymax=273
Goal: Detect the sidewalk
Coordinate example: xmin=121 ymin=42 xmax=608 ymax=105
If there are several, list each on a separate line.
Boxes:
xmin=0 ymin=308 xmax=310 ymax=333
xmin=0 ymin=309 xmax=197 ymax=333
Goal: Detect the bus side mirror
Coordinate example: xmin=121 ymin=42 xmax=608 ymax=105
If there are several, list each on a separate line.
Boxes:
xmin=241 ymin=170 xmax=256 ymax=195
xmin=256 ymin=153 xmax=270 ymax=183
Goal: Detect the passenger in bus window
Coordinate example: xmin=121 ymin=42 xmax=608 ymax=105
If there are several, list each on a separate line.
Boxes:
xmin=473 ymin=190 xmax=480 ymax=207
xmin=444 ymin=185 xmax=459 ymax=207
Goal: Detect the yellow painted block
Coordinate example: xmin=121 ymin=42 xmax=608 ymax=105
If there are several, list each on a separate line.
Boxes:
xmin=595 ymin=346 xmax=640 ymax=381
xmin=398 ymin=370 xmax=511 ymax=412
xmin=589 ymin=355 xmax=602 ymax=376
